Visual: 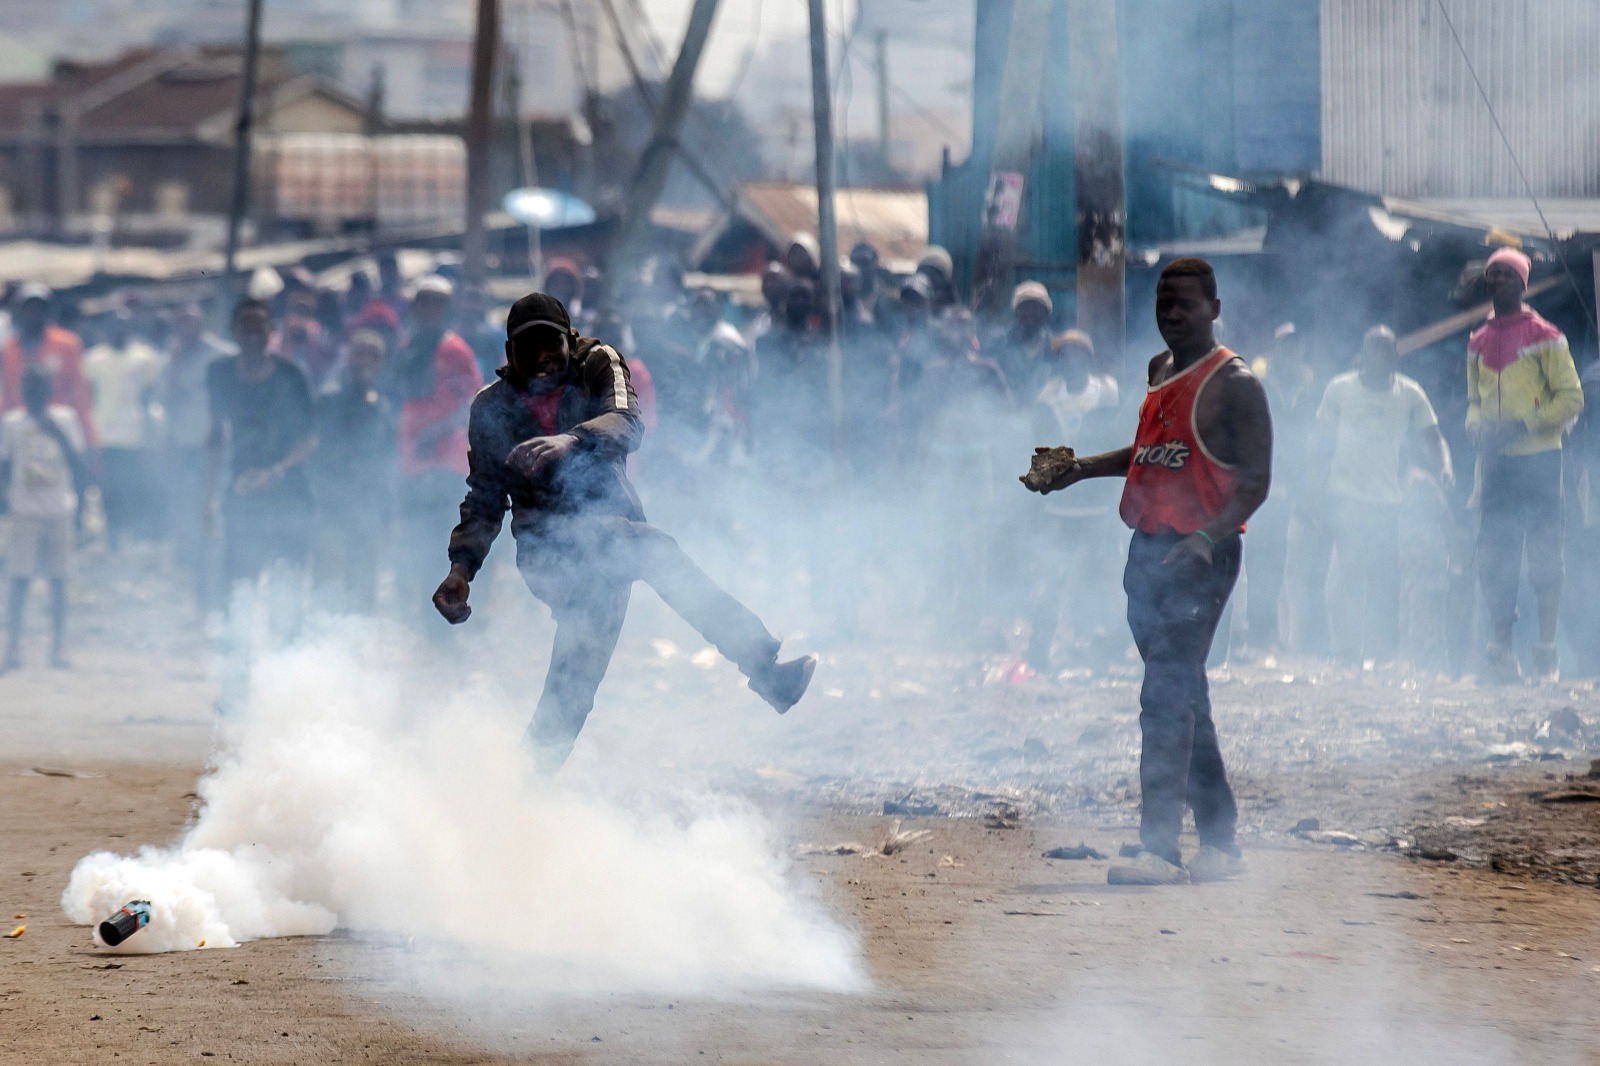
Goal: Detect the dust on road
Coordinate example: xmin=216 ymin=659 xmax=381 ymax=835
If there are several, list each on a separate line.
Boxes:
xmin=4 ymin=564 xmax=1600 ymax=1063
xmin=4 ymin=765 xmax=1599 ymax=1065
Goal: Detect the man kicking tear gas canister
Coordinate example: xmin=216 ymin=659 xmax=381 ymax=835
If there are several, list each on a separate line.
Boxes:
xmin=433 ymin=293 xmax=816 ymax=774
xmin=1022 ymin=258 xmax=1272 ymax=886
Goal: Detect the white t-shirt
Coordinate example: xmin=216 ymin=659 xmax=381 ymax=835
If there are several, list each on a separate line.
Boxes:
xmin=1317 ymin=371 xmax=1438 ymax=506
xmin=85 ymin=340 xmax=160 ymax=449
xmin=0 ymin=406 xmax=85 ymax=518
xmin=1036 ymin=372 xmax=1119 ymax=439
xmin=1036 ymin=373 xmax=1121 ymax=518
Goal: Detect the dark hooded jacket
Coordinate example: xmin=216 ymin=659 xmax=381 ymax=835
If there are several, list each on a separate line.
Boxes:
xmin=447 ymin=336 xmax=643 ymax=577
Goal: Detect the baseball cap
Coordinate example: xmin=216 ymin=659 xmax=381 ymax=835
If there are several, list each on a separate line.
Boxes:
xmin=1051 ymin=328 xmax=1095 ymax=356
xmin=1011 ymin=280 xmax=1053 ymax=313
xmin=414 ymin=275 xmax=455 ymax=299
xmin=506 ymin=291 xmax=573 ymax=341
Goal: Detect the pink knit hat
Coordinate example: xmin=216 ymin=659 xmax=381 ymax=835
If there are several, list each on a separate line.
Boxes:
xmin=1486 ymin=247 xmax=1531 ymax=287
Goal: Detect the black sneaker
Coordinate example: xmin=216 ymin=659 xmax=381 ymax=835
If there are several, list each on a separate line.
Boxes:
xmin=749 ymin=655 xmax=817 ymax=715
xmin=1530 ymin=642 xmax=1559 ymax=684
xmin=1482 ymin=641 xmax=1521 ymax=685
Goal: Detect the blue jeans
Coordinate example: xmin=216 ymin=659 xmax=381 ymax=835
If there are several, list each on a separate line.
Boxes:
xmin=518 ymin=514 xmax=782 ymax=774
xmin=1124 ymin=530 xmax=1241 ymax=865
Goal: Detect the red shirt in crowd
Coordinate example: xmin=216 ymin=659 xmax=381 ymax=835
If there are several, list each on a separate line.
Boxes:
xmin=1 ymin=326 xmax=99 ymax=448
xmin=398 ymin=331 xmax=482 ymax=477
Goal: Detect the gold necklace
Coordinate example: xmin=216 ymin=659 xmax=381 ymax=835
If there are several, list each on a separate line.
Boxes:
xmin=1154 ymin=345 xmax=1220 ymax=427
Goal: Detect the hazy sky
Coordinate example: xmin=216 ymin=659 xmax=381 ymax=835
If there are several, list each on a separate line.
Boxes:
xmin=636 ymin=0 xmax=856 ymax=97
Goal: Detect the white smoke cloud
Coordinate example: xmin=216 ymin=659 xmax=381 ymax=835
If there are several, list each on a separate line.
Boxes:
xmin=61 ymin=621 xmax=863 ymax=998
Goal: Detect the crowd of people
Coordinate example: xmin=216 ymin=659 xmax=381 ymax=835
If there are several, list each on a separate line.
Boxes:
xmin=0 ymin=238 xmax=1593 ymax=687
xmin=1244 ymin=245 xmax=1593 ymax=681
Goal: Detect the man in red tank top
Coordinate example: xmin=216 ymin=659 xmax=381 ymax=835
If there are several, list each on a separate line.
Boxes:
xmin=1022 ymin=258 xmax=1272 ymax=885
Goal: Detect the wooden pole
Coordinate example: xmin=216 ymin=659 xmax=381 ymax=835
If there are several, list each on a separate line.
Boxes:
xmin=874 ymin=29 xmax=891 ymax=174
xmin=1066 ymin=0 xmax=1126 ymax=370
xmin=223 ymin=0 xmax=265 ymax=286
xmin=463 ymin=0 xmax=500 ymax=289
xmin=807 ymin=0 xmax=844 ymax=437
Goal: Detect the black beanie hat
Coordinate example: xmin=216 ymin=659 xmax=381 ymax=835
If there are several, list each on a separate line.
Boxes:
xmin=505 ymin=292 xmax=573 ymax=341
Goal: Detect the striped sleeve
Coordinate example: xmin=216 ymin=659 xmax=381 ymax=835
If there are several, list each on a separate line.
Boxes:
xmin=570 ymin=343 xmax=643 ymax=456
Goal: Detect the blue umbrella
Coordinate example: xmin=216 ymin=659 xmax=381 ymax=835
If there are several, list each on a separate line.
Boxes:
xmin=501 ymin=188 xmax=598 ymax=229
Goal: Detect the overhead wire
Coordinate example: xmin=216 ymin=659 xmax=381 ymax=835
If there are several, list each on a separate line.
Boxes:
xmin=618 ymin=0 xmax=753 ymax=205
xmin=595 ymin=0 xmax=740 ymax=211
xmin=832 ymin=0 xmax=859 ymax=190
xmin=837 ymin=29 xmax=961 ymax=143
xmin=1434 ymin=0 xmax=1596 ymax=335
xmin=722 ymin=0 xmax=766 ymax=102
xmin=624 ymin=0 xmax=673 ymax=76
xmin=557 ymin=0 xmax=595 ymax=98
xmin=829 ymin=0 xmax=867 ymax=239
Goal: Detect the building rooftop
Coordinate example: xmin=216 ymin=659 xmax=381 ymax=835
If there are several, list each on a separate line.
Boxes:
xmin=737 ymin=181 xmax=930 ymax=265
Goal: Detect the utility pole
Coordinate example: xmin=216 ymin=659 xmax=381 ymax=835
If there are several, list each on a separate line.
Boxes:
xmin=52 ymin=105 xmax=79 ymax=241
xmin=1066 ymin=0 xmax=1126 ymax=369
xmin=807 ymin=0 xmax=844 ymax=437
xmin=504 ymin=43 xmax=543 ymax=284
xmin=603 ymin=0 xmax=722 ymax=305
xmin=874 ymin=29 xmax=891 ymax=176
xmin=364 ymin=64 xmax=386 ymax=135
xmin=463 ymin=0 xmax=500 ymax=289
xmin=223 ymin=0 xmax=265 ymax=286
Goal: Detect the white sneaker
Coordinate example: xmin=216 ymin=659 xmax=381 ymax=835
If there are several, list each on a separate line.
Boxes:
xmin=1189 ymin=845 xmax=1247 ymax=883
xmin=1107 ymin=850 xmax=1188 ymax=885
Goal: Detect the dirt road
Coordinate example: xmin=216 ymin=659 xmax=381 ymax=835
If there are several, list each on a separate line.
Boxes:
xmin=4 ymin=760 xmax=1600 ymax=1065
xmin=3 ymin=568 xmax=1600 ymax=1063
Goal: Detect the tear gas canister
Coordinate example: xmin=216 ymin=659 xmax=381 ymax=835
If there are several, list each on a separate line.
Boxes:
xmin=97 ymin=901 xmax=152 ymax=947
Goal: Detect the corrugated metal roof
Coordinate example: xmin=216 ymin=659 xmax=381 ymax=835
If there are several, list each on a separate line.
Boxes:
xmin=1397 ymin=198 xmax=1600 ymax=240
xmin=649 ymin=205 xmax=718 ymax=234
xmin=736 ymin=182 xmax=928 ymax=264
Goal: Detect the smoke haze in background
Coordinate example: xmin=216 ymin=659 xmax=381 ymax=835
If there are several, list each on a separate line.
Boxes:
xmin=60 ymin=620 xmax=862 ymax=998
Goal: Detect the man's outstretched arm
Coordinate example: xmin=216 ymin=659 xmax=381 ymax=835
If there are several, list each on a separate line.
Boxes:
xmin=1020 ymin=444 xmax=1132 ymax=494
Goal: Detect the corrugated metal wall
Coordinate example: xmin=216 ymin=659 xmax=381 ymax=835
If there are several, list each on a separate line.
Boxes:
xmin=1322 ymin=0 xmax=1600 ymax=197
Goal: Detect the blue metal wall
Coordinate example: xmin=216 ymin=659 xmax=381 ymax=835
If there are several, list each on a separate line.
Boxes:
xmin=1233 ymin=1 xmax=1323 ymax=174
xmin=928 ymin=0 xmax=1321 ymax=289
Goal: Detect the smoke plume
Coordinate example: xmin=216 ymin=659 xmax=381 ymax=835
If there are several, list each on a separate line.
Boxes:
xmin=61 ymin=621 xmax=863 ymax=997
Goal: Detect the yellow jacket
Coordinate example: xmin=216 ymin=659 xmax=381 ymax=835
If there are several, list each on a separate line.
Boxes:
xmin=1465 ymin=309 xmax=1583 ymax=456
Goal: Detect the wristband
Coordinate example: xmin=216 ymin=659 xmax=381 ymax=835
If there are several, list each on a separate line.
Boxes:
xmin=1194 ymin=529 xmax=1216 ymax=548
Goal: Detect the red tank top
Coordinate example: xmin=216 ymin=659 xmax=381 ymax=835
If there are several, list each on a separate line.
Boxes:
xmin=1119 ymin=346 xmax=1242 ymax=535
